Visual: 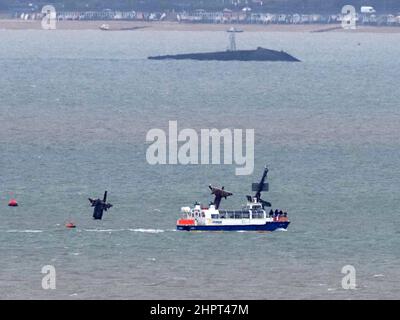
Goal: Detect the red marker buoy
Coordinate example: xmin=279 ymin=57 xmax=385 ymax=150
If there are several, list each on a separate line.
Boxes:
xmin=8 ymin=199 xmax=18 ymax=207
xmin=65 ymin=222 xmax=76 ymax=229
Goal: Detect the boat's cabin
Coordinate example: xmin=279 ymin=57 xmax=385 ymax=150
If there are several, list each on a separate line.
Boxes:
xmin=245 ymin=203 xmax=262 ymax=211
xmin=181 ymin=204 xmax=206 ymax=219
xmin=214 ymin=209 xmax=265 ymax=220
xmin=181 ymin=201 xmax=268 ymax=220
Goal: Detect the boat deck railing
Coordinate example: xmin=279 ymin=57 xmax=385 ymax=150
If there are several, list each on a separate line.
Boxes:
xmin=214 ymin=210 xmax=270 ymax=219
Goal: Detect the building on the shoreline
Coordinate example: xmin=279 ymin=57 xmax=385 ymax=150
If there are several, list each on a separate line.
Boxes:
xmin=6 ymin=7 xmax=400 ymax=27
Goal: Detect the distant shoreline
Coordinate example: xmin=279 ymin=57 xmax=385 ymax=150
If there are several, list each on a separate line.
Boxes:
xmin=1 ymin=19 xmax=400 ymax=33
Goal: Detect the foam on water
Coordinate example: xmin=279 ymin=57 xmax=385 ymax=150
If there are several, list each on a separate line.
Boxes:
xmin=129 ymin=228 xmax=165 ymax=233
xmin=83 ymin=228 xmax=125 ymax=233
xmin=5 ymin=229 xmax=43 ymax=233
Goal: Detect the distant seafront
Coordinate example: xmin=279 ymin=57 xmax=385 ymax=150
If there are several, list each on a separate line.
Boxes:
xmin=1 ymin=19 xmax=400 ymax=33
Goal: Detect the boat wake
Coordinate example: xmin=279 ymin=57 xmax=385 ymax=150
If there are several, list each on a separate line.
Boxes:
xmin=83 ymin=228 xmax=125 ymax=233
xmin=129 ymin=228 xmax=165 ymax=233
xmin=82 ymin=228 xmax=167 ymax=234
xmin=6 ymin=229 xmax=43 ymax=233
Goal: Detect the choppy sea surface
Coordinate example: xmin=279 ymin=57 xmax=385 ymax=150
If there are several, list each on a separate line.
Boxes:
xmin=0 ymin=29 xmax=399 ymax=299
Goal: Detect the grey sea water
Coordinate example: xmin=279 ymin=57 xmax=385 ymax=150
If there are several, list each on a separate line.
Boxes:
xmin=0 ymin=29 xmax=399 ymax=299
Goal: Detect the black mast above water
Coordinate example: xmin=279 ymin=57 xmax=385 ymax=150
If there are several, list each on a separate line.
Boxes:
xmin=248 ymin=166 xmax=271 ymax=208
xmin=89 ymin=191 xmax=113 ymax=220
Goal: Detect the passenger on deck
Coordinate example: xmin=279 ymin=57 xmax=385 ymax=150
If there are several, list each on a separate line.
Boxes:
xmin=269 ymin=209 xmax=273 ymax=217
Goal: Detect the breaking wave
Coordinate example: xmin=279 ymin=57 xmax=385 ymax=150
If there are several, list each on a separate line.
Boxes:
xmin=83 ymin=229 xmax=125 ymax=232
xmin=82 ymin=228 xmax=166 ymax=234
xmin=6 ymin=229 xmax=43 ymax=233
xmin=129 ymin=228 xmax=165 ymax=233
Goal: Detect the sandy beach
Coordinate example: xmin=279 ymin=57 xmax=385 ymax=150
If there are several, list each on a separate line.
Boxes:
xmin=1 ymin=19 xmax=400 ymax=33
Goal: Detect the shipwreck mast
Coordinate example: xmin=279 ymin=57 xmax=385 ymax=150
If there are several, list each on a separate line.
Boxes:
xmin=227 ymin=27 xmax=241 ymax=51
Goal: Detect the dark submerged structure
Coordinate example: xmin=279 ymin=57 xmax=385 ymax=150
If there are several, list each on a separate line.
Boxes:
xmin=148 ymin=28 xmax=300 ymax=62
xmin=89 ymin=191 xmax=113 ymax=220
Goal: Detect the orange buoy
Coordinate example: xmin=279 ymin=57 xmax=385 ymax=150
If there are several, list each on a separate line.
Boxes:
xmin=65 ymin=222 xmax=76 ymax=229
xmin=8 ymin=199 xmax=18 ymax=207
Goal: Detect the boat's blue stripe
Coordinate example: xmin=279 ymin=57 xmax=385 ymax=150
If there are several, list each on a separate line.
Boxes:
xmin=177 ymin=222 xmax=290 ymax=231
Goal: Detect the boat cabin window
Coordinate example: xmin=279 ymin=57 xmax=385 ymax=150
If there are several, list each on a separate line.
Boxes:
xmin=234 ymin=212 xmax=242 ymax=219
xmin=242 ymin=212 xmax=250 ymax=219
xmin=222 ymin=211 xmax=250 ymax=219
xmin=252 ymin=211 xmax=264 ymax=219
xmin=217 ymin=211 xmax=251 ymax=219
xmin=211 ymin=214 xmax=219 ymax=219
